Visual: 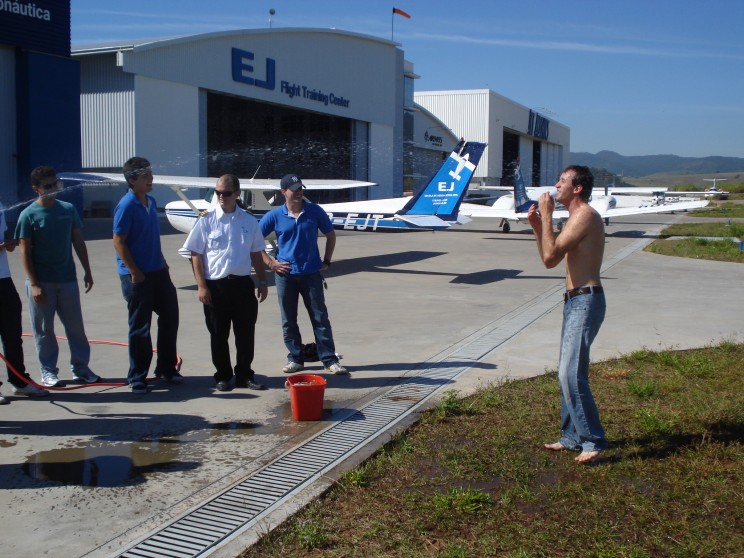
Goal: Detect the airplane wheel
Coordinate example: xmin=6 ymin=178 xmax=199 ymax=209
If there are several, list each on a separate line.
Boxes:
xmin=502 ymin=222 xmax=511 ymax=233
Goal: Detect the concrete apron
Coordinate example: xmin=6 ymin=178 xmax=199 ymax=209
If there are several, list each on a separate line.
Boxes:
xmin=1 ymin=214 xmax=742 ymax=558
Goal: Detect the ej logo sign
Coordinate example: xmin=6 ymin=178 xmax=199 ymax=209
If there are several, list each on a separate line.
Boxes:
xmin=232 ymin=48 xmax=276 ymax=90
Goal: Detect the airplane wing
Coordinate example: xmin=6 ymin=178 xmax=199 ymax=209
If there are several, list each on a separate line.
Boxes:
xmin=598 ymin=199 xmax=709 ymax=217
xmin=59 ymin=172 xmax=375 ymax=191
xmin=608 ymin=187 xmax=668 ymax=195
xmin=240 ymin=179 xmax=376 ymax=191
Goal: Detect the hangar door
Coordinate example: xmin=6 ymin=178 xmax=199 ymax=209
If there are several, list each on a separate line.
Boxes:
xmin=207 ymin=93 xmax=361 ymax=202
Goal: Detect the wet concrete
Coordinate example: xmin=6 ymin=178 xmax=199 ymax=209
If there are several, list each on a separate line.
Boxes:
xmin=0 ymin=213 xmax=742 ymax=557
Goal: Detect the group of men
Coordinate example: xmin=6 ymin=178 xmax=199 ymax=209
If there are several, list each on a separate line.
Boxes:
xmin=1 ymin=159 xmax=608 ymax=464
xmin=0 ymin=158 xmax=347 ymax=403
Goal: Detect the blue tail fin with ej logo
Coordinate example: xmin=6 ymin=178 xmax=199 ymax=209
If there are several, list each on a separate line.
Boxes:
xmin=398 ymin=140 xmax=486 ymax=227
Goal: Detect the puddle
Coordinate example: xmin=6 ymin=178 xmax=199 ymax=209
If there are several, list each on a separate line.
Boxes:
xmin=22 ymin=421 xmax=263 ymax=487
xmin=20 ymin=402 xmax=344 ymax=486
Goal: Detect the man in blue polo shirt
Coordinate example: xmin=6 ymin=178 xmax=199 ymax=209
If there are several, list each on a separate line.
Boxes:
xmin=113 ymin=157 xmax=180 ymax=394
xmin=260 ymin=174 xmax=348 ymax=376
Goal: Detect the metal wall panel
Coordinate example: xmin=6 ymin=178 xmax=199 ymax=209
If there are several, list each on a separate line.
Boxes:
xmin=416 ymin=89 xmax=570 ymax=185
xmin=79 ymin=54 xmax=134 ymax=169
xmin=0 ymin=47 xmax=17 ymax=205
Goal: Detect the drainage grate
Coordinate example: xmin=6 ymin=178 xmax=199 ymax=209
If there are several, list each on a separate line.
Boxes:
xmin=118 ymin=230 xmax=659 ymax=558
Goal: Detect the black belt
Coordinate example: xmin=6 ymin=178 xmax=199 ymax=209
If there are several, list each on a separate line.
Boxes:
xmin=563 ymin=285 xmax=603 ymax=302
xmin=210 ymin=274 xmax=250 ymax=282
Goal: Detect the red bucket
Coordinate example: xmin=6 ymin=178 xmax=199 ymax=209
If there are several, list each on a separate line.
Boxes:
xmin=286 ymin=374 xmax=326 ymax=421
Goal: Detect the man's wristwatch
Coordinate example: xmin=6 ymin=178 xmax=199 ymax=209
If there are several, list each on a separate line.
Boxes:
xmin=323 ymin=259 xmax=331 ymax=267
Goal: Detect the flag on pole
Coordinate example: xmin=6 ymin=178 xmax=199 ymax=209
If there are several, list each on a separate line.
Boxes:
xmin=393 ymin=7 xmax=411 ymax=18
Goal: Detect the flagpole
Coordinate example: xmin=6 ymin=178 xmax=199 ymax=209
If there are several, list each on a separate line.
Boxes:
xmin=391 ymin=8 xmax=395 ymax=41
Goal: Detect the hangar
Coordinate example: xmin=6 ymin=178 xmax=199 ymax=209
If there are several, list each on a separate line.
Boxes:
xmin=1 ymin=2 xmax=570 ymax=216
xmin=72 ymin=28 xmax=458 ymax=209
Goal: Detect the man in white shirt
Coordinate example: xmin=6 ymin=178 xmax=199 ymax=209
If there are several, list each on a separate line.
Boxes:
xmin=182 ymin=175 xmax=269 ymax=391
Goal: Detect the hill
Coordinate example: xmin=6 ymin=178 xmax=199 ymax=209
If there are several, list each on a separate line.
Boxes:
xmin=570 ymin=150 xmax=744 ymax=177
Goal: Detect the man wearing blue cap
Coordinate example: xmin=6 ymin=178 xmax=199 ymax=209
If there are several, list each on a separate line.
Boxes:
xmin=259 ymin=174 xmax=348 ymax=376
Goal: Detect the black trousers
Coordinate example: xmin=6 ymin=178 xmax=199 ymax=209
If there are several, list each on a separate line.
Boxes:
xmin=204 ymin=275 xmax=258 ymax=383
xmin=0 ymin=277 xmax=31 ymax=388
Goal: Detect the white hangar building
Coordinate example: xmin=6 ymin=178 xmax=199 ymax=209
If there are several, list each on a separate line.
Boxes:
xmin=416 ymin=89 xmax=570 ymax=187
xmin=71 ymin=27 xmax=568 ymax=211
xmin=73 ymin=28 xmax=459 ymax=209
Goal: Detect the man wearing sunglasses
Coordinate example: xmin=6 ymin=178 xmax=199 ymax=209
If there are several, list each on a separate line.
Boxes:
xmin=113 ymin=157 xmax=181 ymax=394
xmin=182 ymin=174 xmax=269 ymax=392
xmin=15 ymin=166 xmax=101 ymax=388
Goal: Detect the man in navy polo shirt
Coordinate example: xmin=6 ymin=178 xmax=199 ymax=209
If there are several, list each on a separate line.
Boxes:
xmin=113 ymin=157 xmax=180 ymax=394
xmin=260 ymin=174 xmax=348 ymax=376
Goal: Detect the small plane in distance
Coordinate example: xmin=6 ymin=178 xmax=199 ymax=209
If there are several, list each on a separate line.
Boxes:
xmin=646 ymin=178 xmax=731 ymax=201
xmin=458 ymin=166 xmax=710 ymax=232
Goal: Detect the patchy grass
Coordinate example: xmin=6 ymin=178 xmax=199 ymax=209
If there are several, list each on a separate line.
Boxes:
xmin=645 ymin=221 xmax=744 ymax=262
xmin=239 ymin=342 xmax=744 ymax=558
xmin=689 ymin=202 xmax=744 ymax=219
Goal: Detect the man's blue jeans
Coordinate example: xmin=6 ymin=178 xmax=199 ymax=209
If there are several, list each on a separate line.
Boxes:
xmin=119 ymin=268 xmax=179 ymax=385
xmin=274 ymin=271 xmax=337 ymax=366
xmin=558 ymin=292 xmax=607 ymax=452
xmin=25 ymin=279 xmax=92 ymax=378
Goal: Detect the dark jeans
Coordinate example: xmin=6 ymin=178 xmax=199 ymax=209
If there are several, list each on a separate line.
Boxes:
xmin=0 ymin=277 xmax=31 ymax=388
xmin=119 ymin=268 xmax=179 ymax=385
xmin=204 ymin=275 xmax=258 ymax=383
xmin=274 ymin=271 xmax=337 ymax=366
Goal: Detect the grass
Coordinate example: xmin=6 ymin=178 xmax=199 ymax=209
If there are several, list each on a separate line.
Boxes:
xmin=239 ymin=342 xmax=743 ymax=558
xmin=689 ymin=203 xmax=744 ymax=219
xmin=643 ymin=220 xmax=744 ymax=263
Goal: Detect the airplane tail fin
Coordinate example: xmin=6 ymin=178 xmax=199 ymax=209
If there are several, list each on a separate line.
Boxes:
xmin=513 ymin=165 xmax=534 ymax=213
xmin=399 ymin=140 xmax=486 ymax=223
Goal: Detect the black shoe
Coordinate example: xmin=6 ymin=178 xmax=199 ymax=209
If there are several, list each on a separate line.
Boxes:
xmin=164 ymin=371 xmax=184 ymax=384
xmin=236 ymin=378 xmax=267 ymax=391
xmin=215 ymin=381 xmax=232 ymax=392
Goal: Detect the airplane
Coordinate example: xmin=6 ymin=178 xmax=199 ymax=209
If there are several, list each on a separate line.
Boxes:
xmin=319 ymin=139 xmax=486 ymax=231
xmin=458 ymin=165 xmax=710 ymax=232
xmin=158 ymin=139 xmax=485 ymax=234
xmin=631 ymin=179 xmax=731 ymax=201
xmin=60 ymin=139 xmax=486 ymax=239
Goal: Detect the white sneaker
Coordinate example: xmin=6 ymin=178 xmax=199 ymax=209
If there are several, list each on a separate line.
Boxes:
xmin=326 ymin=362 xmax=349 ymax=375
xmin=282 ymin=361 xmax=304 ymax=374
xmin=0 ymin=393 xmax=8 ymax=405
xmin=13 ymin=384 xmax=50 ymax=397
xmin=40 ymin=371 xmax=60 ymax=387
xmin=72 ymin=370 xmax=101 ymax=384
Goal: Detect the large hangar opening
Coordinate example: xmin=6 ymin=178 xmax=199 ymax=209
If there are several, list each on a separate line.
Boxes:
xmin=207 ymin=93 xmax=358 ymax=203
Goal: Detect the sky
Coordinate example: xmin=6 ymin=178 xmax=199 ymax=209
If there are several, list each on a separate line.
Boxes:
xmin=70 ymin=0 xmax=744 ymax=159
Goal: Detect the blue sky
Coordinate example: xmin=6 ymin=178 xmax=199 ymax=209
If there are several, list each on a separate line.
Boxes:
xmin=71 ymin=0 xmax=744 ymax=158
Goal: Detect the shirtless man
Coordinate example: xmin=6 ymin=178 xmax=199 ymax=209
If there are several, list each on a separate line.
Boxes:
xmin=527 ymin=165 xmax=607 ymax=464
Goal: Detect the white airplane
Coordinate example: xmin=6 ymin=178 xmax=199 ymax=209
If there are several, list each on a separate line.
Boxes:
xmin=637 ymin=179 xmax=731 ymax=201
xmin=60 ymin=140 xmax=487 ymax=237
xmin=458 ymin=166 xmax=710 ymax=232
xmin=150 ymin=139 xmax=485 ymax=234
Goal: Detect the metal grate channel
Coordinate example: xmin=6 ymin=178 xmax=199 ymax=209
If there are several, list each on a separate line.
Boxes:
xmin=118 ymin=230 xmax=655 ymax=558
xmin=119 ymin=369 xmax=461 ymax=558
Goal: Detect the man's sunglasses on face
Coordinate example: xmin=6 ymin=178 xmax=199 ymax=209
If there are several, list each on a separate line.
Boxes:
xmin=215 ymin=190 xmax=236 ymax=198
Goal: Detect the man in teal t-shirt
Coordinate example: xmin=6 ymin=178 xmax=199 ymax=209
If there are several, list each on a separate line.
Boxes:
xmin=15 ymin=166 xmax=101 ymax=388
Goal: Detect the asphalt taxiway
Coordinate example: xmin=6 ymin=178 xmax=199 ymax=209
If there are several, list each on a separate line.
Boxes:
xmin=1 ymin=212 xmax=742 ymax=558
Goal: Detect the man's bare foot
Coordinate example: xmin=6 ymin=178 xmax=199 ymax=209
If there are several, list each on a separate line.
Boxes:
xmin=543 ymin=442 xmax=565 ymax=451
xmin=575 ymin=450 xmax=601 ymax=464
